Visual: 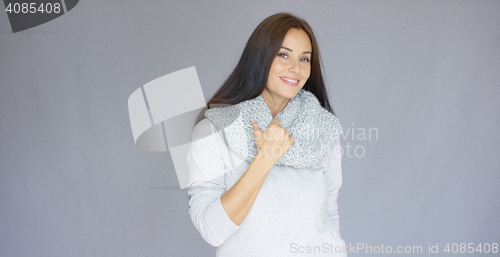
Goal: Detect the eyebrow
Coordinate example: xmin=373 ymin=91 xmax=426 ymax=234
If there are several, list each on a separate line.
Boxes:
xmin=281 ymin=46 xmax=311 ymax=55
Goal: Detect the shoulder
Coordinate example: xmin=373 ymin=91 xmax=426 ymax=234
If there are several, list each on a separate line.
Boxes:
xmin=190 ymin=118 xmax=229 ymax=158
xmin=192 ymin=118 xmax=217 ymax=142
xmin=189 ymin=118 xmax=224 ymax=156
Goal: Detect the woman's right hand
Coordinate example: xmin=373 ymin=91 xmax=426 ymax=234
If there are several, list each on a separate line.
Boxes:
xmin=251 ymin=118 xmax=295 ymax=165
xmin=219 ymin=118 xmax=295 ymax=226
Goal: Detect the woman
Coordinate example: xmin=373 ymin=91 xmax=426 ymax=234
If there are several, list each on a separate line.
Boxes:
xmin=187 ymin=13 xmax=347 ymax=256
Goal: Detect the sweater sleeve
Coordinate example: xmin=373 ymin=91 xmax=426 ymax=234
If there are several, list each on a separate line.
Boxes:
xmin=324 ymin=137 xmax=343 ymax=233
xmin=186 ymin=118 xmax=240 ymax=247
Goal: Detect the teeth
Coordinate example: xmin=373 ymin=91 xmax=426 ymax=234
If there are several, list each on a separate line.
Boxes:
xmin=280 ymin=77 xmax=298 ymax=83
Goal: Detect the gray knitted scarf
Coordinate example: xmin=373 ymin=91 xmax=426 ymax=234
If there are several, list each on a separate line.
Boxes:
xmin=204 ymin=89 xmax=342 ymax=168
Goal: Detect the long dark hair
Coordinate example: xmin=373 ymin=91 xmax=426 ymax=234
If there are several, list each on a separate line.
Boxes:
xmin=205 ymin=13 xmax=334 ymax=116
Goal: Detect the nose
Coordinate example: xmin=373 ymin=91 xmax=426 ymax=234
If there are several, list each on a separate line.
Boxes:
xmin=288 ymin=58 xmax=300 ymax=74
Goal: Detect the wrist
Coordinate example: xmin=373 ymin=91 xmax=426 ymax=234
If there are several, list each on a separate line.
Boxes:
xmin=253 ymin=152 xmax=276 ymax=170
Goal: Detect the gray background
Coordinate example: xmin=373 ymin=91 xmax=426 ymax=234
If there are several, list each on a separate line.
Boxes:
xmin=1 ymin=0 xmax=499 ymax=256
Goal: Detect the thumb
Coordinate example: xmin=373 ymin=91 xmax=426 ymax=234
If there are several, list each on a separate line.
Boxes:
xmin=251 ymin=120 xmax=259 ymax=129
xmin=251 ymin=120 xmax=261 ymax=138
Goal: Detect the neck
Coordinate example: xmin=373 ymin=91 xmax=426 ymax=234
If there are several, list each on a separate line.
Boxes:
xmin=260 ymin=90 xmax=290 ymax=118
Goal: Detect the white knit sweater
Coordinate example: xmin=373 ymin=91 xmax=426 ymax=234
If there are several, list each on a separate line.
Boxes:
xmin=187 ymin=90 xmax=347 ymax=256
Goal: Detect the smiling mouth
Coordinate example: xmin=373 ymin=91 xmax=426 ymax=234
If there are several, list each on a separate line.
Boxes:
xmin=280 ymin=77 xmax=299 ymax=83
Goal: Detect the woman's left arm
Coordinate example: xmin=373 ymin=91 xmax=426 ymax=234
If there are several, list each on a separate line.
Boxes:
xmin=324 ymin=137 xmax=343 ymax=232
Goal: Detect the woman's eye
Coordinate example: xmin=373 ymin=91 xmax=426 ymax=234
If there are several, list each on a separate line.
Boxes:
xmin=278 ymin=53 xmax=288 ymax=58
xmin=301 ymin=57 xmax=310 ymax=62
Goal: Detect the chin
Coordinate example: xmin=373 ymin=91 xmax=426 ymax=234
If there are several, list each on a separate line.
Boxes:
xmin=281 ymin=88 xmax=301 ymax=99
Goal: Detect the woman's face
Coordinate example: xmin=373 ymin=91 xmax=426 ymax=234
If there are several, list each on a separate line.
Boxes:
xmin=265 ymin=28 xmax=312 ymax=101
